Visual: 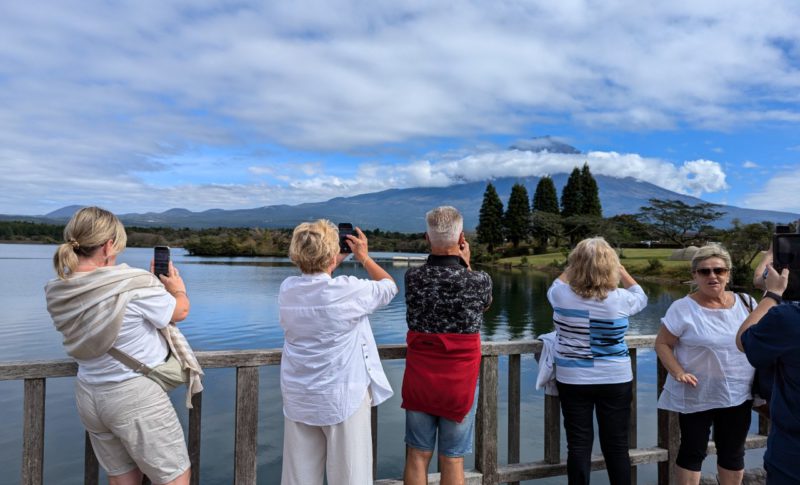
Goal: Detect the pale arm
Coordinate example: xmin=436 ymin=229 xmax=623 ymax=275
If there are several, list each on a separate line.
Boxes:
xmin=737 ymin=265 xmax=789 ymax=352
xmin=654 ymin=325 xmax=697 ymax=387
xmin=347 ymin=227 xmax=394 ymax=283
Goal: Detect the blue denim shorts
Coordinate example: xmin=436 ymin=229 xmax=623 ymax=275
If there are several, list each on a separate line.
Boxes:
xmin=405 ymin=409 xmax=475 ymax=458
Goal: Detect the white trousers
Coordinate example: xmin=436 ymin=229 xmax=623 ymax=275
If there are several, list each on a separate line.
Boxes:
xmin=281 ymin=392 xmax=373 ymax=485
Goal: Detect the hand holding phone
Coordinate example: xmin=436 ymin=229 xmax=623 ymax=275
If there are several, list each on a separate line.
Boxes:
xmin=154 ymin=246 xmax=171 ymax=278
xmin=338 ymin=223 xmax=355 ymax=253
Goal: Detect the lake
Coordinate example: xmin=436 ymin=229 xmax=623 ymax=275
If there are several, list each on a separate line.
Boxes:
xmin=0 ymin=244 xmax=764 ymax=483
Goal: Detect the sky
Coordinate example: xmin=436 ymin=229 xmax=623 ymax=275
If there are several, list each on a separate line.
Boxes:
xmin=1 ymin=0 xmax=800 ymax=216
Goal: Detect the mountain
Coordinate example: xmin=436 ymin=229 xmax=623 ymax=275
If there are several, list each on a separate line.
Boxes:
xmin=4 ymin=174 xmax=798 ymax=232
xmin=509 ymin=136 xmax=582 ymax=154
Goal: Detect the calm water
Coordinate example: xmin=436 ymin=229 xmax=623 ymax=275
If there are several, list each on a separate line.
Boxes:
xmin=0 ymin=244 xmax=762 ymax=483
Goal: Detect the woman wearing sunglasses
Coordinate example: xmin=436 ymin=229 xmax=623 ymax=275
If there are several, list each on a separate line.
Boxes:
xmin=655 ymin=245 xmax=756 ymax=485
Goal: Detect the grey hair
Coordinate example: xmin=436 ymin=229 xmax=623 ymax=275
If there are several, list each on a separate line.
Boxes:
xmin=691 ymin=244 xmax=732 ymax=272
xmin=425 ymin=206 xmax=463 ymax=246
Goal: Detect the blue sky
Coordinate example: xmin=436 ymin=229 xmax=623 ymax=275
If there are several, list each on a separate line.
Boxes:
xmin=1 ymin=1 xmax=799 ymax=216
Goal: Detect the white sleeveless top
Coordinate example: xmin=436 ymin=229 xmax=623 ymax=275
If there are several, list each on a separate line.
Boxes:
xmin=657 ymin=293 xmax=756 ymax=413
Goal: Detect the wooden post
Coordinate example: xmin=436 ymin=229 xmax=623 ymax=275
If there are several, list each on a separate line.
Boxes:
xmin=371 ymin=405 xmax=378 ymax=480
xmin=83 ymin=432 xmax=99 ymax=485
xmin=22 ymin=378 xmax=45 ymax=485
xmin=629 ymin=349 xmax=638 ymax=485
xmin=475 ymin=355 xmax=498 ymax=485
xmin=234 ymin=367 xmax=259 ymax=485
xmin=189 ymin=392 xmax=203 ymax=485
xmin=657 ymin=359 xmax=679 ymax=485
xmin=544 ymin=394 xmax=561 ymax=464
xmin=507 ymin=354 xmax=521 ymax=485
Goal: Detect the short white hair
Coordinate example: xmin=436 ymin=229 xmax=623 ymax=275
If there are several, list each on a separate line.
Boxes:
xmin=426 ymin=206 xmax=463 ymax=246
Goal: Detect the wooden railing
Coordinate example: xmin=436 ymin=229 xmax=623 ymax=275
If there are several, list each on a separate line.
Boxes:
xmin=0 ymin=335 xmax=769 ymax=485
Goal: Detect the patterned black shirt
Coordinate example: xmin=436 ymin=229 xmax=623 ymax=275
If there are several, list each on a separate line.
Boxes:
xmin=405 ymin=255 xmax=493 ymax=334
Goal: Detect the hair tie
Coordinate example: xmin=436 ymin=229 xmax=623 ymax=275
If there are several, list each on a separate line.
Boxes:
xmin=68 ymin=239 xmax=80 ymax=249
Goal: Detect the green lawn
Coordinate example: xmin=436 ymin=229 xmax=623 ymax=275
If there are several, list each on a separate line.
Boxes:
xmin=494 ymin=247 xmax=692 ymax=278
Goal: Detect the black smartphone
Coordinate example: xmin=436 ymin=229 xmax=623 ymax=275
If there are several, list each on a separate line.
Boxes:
xmin=154 ymin=246 xmax=171 ymax=278
xmin=773 ymin=233 xmax=800 ymax=301
xmin=338 ymin=223 xmax=354 ymax=253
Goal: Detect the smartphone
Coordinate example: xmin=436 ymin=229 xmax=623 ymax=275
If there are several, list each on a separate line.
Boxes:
xmin=338 ymin=223 xmax=354 ymax=253
xmin=154 ymin=246 xmax=171 ymax=278
xmin=773 ymin=233 xmax=800 ymax=301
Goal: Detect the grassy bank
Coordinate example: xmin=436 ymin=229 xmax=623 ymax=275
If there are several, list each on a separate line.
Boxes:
xmin=488 ymin=247 xmax=692 ymax=284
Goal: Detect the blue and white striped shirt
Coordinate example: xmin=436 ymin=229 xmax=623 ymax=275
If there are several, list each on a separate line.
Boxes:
xmin=547 ymin=279 xmax=648 ymax=385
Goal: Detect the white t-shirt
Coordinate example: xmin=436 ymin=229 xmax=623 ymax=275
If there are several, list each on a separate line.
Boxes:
xmin=657 ymin=293 xmax=756 ymax=413
xmin=76 ymin=292 xmax=176 ymax=385
xmin=547 ymin=279 xmax=648 ymax=385
xmin=279 ymin=273 xmax=398 ymax=426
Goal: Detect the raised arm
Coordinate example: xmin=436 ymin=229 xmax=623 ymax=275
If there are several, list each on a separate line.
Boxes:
xmin=347 ymin=227 xmax=394 ymax=283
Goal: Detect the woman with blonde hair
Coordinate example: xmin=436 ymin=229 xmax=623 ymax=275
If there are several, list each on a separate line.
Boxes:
xmin=547 ymin=237 xmax=647 ymax=485
xmin=279 ymin=220 xmax=398 ymax=484
xmin=45 ymin=207 xmax=195 ymax=485
xmin=656 ymin=245 xmax=755 ymax=485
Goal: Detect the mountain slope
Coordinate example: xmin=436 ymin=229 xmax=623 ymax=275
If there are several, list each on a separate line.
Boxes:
xmin=4 ymin=175 xmax=798 ymax=232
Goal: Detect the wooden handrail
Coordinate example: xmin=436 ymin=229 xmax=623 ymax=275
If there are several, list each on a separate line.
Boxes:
xmin=3 ymin=335 xmax=769 ymax=485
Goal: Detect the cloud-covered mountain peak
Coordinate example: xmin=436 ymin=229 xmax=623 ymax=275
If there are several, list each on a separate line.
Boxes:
xmin=509 ymin=136 xmax=581 ymax=154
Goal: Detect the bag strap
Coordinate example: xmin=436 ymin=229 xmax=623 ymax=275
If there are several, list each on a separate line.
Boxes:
xmin=107 ymin=347 xmax=154 ymax=375
xmin=737 ymin=292 xmax=755 ymax=313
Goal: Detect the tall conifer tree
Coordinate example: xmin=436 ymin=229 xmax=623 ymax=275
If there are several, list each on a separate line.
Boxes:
xmin=476 ymin=183 xmax=505 ymax=252
xmin=504 ymin=183 xmax=531 ymax=248
xmin=560 ymin=167 xmax=584 ymax=217
xmin=580 ymin=163 xmax=602 ymax=217
xmin=532 ymin=176 xmax=560 ymax=214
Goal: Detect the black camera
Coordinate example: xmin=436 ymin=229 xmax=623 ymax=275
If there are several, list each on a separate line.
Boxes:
xmin=773 ymin=224 xmax=800 ymax=301
xmin=338 ymin=223 xmax=355 ymax=253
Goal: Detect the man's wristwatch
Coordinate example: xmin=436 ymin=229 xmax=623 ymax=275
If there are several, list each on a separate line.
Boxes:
xmin=763 ymin=291 xmax=782 ymax=305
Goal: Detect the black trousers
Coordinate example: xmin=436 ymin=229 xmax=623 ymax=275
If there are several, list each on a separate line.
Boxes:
xmin=556 ymin=381 xmax=633 ymax=485
xmin=676 ymin=400 xmax=753 ymax=472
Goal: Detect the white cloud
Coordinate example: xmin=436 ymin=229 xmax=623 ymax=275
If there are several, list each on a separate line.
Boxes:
xmin=0 ymin=0 xmax=798 ymax=213
xmin=743 ymin=171 xmax=800 ymax=213
xmin=743 ymin=161 xmax=759 ymax=168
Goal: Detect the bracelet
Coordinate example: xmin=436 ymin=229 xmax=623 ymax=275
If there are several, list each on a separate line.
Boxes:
xmin=763 ymin=291 xmax=782 ymax=305
xmin=171 ymin=290 xmax=187 ymax=297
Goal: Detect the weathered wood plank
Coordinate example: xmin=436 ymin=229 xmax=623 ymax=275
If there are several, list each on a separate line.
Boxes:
xmin=475 ymin=355 xmax=498 ymax=485
xmin=22 ymin=378 xmax=45 ymax=485
xmin=0 ymin=337 xmax=658 ymax=380
xmin=507 ymin=354 xmax=521 ymax=485
xmin=84 ymin=432 xmax=99 ymax=485
xmin=188 ymin=393 xmax=202 ymax=485
xmin=544 ymin=394 xmax=561 ymax=464
xmin=496 ymin=447 xmax=669 ymax=482
xmin=234 ymin=367 xmax=259 ymax=485
xmin=630 ymin=349 xmax=638 ymax=485
xmin=657 ymin=359 xmax=680 ymax=485
xmin=706 ymin=434 xmax=768 ymax=455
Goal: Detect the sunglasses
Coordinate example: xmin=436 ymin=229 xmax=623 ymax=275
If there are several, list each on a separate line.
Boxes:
xmin=695 ymin=267 xmax=729 ymax=276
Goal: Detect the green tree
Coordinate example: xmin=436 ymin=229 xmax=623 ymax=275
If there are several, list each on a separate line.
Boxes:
xmin=560 ymin=167 xmax=584 ymax=217
xmin=504 ymin=183 xmax=531 ymax=248
xmin=531 ymin=176 xmax=560 ymax=251
xmin=476 ymin=183 xmax=505 ymax=253
xmin=718 ymin=220 xmax=773 ymax=288
xmin=532 ymin=176 xmax=560 ymax=214
xmin=637 ymin=198 xmax=726 ymax=247
xmin=580 ymin=163 xmax=602 ymax=217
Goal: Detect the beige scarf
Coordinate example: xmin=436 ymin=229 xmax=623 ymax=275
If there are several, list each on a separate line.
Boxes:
xmin=45 ymin=264 xmax=203 ymax=408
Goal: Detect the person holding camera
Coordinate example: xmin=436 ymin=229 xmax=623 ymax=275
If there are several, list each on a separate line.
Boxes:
xmin=737 ymin=264 xmax=800 ymax=484
xmin=45 ymin=207 xmax=192 ymax=485
xmin=402 ymin=206 xmax=492 ymax=485
xmin=548 ymin=237 xmax=647 ymax=485
xmin=655 ymin=245 xmax=756 ymax=485
xmin=278 ymin=220 xmax=397 ymax=485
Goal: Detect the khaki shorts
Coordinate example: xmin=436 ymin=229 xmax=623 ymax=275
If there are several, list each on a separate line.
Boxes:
xmin=75 ymin=376 xmax=189 ymax=484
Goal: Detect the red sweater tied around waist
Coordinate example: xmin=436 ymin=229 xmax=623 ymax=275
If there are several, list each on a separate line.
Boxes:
xmin=401 ymin=331 xmax=482 ymax=423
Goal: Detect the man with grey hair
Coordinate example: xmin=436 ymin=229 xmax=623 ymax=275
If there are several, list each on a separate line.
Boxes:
xmin=402 ymin=206 xmax=493 ymax=485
